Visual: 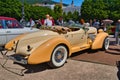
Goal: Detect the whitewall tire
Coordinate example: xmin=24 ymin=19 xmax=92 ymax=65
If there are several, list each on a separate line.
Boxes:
xmin=102 ymin=37 xmax=109 ymax=50
xmin=48 ymin=45 xmax=68 ymax=68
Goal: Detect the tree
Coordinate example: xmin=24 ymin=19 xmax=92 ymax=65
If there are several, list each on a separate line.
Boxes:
xmin=0 ymin=0 xmax=22 ymax=19
xmin=24 ymin=5 xmax=53 ymax=20
xmin=72 ymin=11 xmax=79 ymax=21
xmin=81 ymin=0 xmax=120 ymax=21
xmin=54 ymin=4 xmax=63 ymax=19
xmin=81 ymin=0 xmax=108 ymax=20
xmin=62 ymin=12 xmax=67 ymax=21
xmin=66 ymin=12 xmax=73 ymax=21
xmin=0 ymin=0 xmax=54 ymax=21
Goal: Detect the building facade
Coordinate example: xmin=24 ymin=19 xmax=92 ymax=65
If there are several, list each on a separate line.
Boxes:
xmin=33 ymin=0 xmax=81 ymax=15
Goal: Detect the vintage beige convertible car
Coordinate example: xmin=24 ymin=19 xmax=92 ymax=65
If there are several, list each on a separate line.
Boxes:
xmin=5 ymin=25 xmax=109 ymax=68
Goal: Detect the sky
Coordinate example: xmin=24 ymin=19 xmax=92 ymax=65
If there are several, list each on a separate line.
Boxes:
xmin=52 ymin=0 xmax=84 ymax=6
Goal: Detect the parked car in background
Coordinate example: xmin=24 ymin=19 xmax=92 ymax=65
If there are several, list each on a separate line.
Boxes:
xmin=5 ymin=26 xmax=109 ymax=68
xmin=0 ymin=16 xmax=39 ymax=47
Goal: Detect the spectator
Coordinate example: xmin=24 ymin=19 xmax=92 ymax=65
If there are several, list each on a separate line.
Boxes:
xmin=56 ymin=17 xmax=64 ymax=26
xmin=29 ymin=18 xmax=35 ymax=28
xmin=50 ymin=17 xmax=55 ymax=26
xmin=80 ymin=19 xmax=85 ymax=25
xmin=99 ymin=20 xmax=104 ymax=30
xmin=92 ymin=19 xmax=100 ymax=29
xmin=41 ymin=18 xmax=44 ymax=25
xmin=115 ymin=19 xmax=120 ymax=45
xmin=44 ymin=14 xmax=52 ymax=27
xmin=20 ymin=17 xmax=26 ymax=27
xmin=36 ymin=19 xmax=42 ymax=29
xmin=89 ymin=19 xmax=93 ymax=27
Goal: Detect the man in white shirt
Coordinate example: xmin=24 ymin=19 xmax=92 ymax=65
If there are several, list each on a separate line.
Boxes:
xmin=30 ymin=18 xmax=35 ymax=28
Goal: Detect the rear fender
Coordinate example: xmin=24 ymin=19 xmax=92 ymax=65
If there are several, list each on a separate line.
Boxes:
xmin=28 ymin=37 xmax=72 ymax=64
xmin=91 ymin=32 xmax=109 ymax=49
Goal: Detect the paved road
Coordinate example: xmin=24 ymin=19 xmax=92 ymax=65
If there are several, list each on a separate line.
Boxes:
xmin=0 ymin=52 xmax=119 ymax=80
xmin=71 ymin=45 xmax=120 ymax=66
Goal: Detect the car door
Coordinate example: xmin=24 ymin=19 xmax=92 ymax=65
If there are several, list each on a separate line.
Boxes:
xmin=0 ymin=20 xmax=7 ymax=46
xmin=65 ymin=28 xmax=87 ymax=46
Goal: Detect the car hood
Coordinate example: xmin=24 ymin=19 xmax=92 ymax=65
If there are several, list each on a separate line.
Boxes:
xmin=15 ymin=30 xmax=61 ymax=55
xmin=19 ymin=30 xmax=59 ymax=40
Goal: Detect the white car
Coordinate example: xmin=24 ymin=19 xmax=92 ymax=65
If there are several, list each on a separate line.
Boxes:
xmin=0 ymin=16 xmax=39 ymax=47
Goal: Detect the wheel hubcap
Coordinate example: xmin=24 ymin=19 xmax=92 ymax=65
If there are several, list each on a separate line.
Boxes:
xmin=55 ymin=48 xmax=65 ymax=63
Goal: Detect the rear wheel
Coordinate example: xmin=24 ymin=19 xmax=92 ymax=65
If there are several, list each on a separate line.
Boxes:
xmin=102 ymin=37 xmax=109 ymax=50
xmin=48 ymin=45 xmax=68 ymax=68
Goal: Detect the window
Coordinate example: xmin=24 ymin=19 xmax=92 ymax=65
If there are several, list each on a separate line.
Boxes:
xmin=5 ymin=20 xmax=13 ymax=28
xmin=12 ymin=20 xmax=23 ymax=28
xmin=5 ymin=20 xmax=23 ymax=29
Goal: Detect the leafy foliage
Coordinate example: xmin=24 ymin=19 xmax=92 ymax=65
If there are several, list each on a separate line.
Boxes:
xmin=54 ymin=4 xmax=63 ymax=19
xmin=81 ymin=0 xmax=120 ymax=21
xmin=0 ymin=0 xmax=80 ymax=22
xmin=0 ymin=0 xmax=53 ymax=21
xmin=0 ymin=0 xmax=22 ymax=19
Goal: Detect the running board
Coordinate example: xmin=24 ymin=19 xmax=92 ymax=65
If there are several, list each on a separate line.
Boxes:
xmin=71 ymin=44 xmax=90 ymax=53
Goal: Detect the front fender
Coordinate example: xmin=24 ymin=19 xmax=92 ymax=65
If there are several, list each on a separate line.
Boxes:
xmin=28 ymin=37 xmax=72 ymax=64
xmin=91 ymin=32 xmax=109 ymax=49
xmin=5 ymin=33 xmax=27 ymax=51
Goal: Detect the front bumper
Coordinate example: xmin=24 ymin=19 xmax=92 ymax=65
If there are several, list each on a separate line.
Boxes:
xmin=6 ymin=54 xmax=27 ymax=64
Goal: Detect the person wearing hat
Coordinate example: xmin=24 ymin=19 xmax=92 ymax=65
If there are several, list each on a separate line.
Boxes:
xmin=44 ymin=14 xmax=52 ymax=27
xmin=115 ymin=19 xmax=120 ymax=45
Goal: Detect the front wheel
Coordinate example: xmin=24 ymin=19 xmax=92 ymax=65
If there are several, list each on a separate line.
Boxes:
xmin=102 ymin=37 xmax=109 ymax=50
xmin=48 ymin=45 xmax=68 ymax=68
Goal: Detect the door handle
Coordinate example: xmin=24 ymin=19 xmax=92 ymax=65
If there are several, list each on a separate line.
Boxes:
xmin=6 ymin=31 xmax=11 ymax=33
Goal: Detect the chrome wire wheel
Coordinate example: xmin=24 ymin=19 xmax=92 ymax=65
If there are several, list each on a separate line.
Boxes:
xmin=49 ymin=45 xmax=68 ymax=68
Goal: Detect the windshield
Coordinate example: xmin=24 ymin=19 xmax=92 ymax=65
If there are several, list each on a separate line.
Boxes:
xmin=63 ymin=23 xmax=83 ymax=28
